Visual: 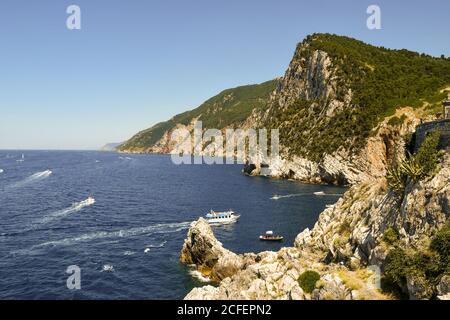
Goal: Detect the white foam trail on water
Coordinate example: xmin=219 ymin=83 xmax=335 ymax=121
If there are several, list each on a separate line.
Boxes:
xmin=8 ymin=170 xmax=52 ymax=189
xmin=15 ymin=221 xmax=190 ymax=254
xmin=271 ymin=192 xmax=344 ymax=200
xmin=146 ymin=240 xmax=167 ymax=248
xmin=0 ymin=169 xmax=4 ymax=174
xmin=38 ymin=198 xmax=95 ymax=224
xmin=144 ymin=240 xmax=167 ymax=253
xmin=271 ymin=193 xmax=308 ymax=200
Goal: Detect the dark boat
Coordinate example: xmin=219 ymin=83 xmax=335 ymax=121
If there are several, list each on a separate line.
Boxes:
xmin=259 ymin=231 xmax=283 ymax=241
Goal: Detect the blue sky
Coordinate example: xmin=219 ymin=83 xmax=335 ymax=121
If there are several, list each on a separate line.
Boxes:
xmin=0 ymin=0 xmax=449 ymax=150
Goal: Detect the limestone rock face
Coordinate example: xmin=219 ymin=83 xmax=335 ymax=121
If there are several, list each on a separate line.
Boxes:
xmin=180 ymin=218 xmax=255 ymax=282
xmin=437 ymin=275 xmax=450 ymax=300
xmin=251 ymin=107 xmax=422 ymax=185
xmin=180 ymin=218 xmax=245 ymax=282
xmin=311 ymin=274 xmax=352 ymax=300
xmin=294 ymin=155 xmax=449 ymax=268
xmin=406 ymin=273 xmax=434 ymax=300
xmin=181 ymin=221 xmax=386 ymax=300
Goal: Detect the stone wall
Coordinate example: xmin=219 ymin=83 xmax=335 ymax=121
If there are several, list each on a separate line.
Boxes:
xmin=414 ymin=119 xmax=450 ymax=151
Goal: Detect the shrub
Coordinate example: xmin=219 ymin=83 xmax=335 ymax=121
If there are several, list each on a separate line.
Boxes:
xmin=388 ymin=114 xmax=407 ymax=127
xmin=298 ymin=270 xmax=321 ymax=293
xmin=414 ymin=131 xmax=441 ymax=177
xmin=430 ymin=221 xmax=450 ymax=268
xmin=383 ymin=248 xmax=409 ymax=288
xmin=383 ymin=227 xmax=400 ymax=246
xmin=382 ymin=221 xmax=450 ymax=297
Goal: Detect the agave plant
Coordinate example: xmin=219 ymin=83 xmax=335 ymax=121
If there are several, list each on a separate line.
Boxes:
xmin=399 ymin=155 xmax=424 ymax=182
xmin=387 ymin=166 xmax=407 ymax=194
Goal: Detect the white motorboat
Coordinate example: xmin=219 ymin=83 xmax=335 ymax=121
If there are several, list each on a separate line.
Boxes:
xmin=204 ymin=210 xmax=240 ymax=224
xmin=79 ymin=196 xmax=95 ymax=206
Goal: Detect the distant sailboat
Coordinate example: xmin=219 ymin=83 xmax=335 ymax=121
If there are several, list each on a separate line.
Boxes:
xmin=16 ymin=154 xmax=25 ymax=162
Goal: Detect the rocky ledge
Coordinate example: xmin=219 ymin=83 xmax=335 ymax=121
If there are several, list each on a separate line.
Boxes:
xmin=181 ymin=219 xmax=386 ymax=300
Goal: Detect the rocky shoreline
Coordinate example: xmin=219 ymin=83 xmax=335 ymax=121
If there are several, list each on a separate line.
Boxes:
xmin=180 ymin=155 xmax=450 ymax=300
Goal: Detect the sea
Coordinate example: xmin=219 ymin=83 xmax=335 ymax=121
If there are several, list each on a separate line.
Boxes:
xmin=0 ymin=151 xmax=345 ymax=299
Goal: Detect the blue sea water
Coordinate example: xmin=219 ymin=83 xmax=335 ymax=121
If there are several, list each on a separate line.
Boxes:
xmin=0 ymin=151 xmax=345 ymax=299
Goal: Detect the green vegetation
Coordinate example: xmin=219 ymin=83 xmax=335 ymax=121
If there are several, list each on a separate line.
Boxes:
xmin=267 ymin=34 xmax=450 ymax=160
xmin=414 ymin=131 xmax=442 ymax=176
xmin=121 ymin=34 xmax=450 ymax=157
xmin=387 ymin=114 xmax=407 ymax=127
xmin=119 ymin=80 xmax=277 ymax=150
xmin=383 ymin=227 xmax=400 ymax=246
xmin=382 ymin=222 xmax=450 ymax=299
xmin=387 ymin=131 xmax=442 ymax=193
xmin=298 ymin=270 xmax=321 ymax=293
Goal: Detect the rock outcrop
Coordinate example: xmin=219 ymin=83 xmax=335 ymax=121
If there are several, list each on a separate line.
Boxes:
xmin=181 ymin=223 xmax=388 ymax=300
xmin=294 ymin=154 xmax=449 ymax=267
xmin=180 ymin=218 xmax=253 ymax=282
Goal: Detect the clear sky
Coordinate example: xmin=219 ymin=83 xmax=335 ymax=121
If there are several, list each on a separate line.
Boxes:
xmin=0 ymin=0 xmax=449 ymax=150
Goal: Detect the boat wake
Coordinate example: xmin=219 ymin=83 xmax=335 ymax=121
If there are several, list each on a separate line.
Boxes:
xmin=12 ymin=221 xmax=190 ymax=255
xmin=270 ymin=193 xmax=308 ymax=200
xmin=271 ymin=191 xmax=344 ymax=200
xmin=144 ymin=240 xmax=168 ymax=253
xmin=145 ymin=240 xmax=167 ymax=249
xmin=8 ymin=170 xmax=52 ymax=189
xmin=38 ymin=198 xmax=95 ymax=224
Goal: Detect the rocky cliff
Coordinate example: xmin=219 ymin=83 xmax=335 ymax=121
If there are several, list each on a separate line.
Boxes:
xmin=120 ymin=34 xmax=450 ymax=186
xmin=181 ymin=155 xmax=449 ymax=300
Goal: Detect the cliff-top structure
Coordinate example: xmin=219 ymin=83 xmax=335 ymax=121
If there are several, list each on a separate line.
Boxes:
xmin=443 ymin=92 xmax=450 ymax=119
xmin=414 ymin=92 xmax=450 ymax=151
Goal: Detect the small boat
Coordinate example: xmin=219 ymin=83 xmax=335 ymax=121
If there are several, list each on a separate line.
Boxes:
xmin=0 ymin=169 xmax=3 ymax=174
xmin=79 ymin=196 xmax=95 ymax=206
xmin=271 ymin=194 xmax=281 ymax=200
xmin=204 ymin=210 xmax=240 ymax=224
xmin=314 ymin=191 xmax=326 ymax=196
xmin=102 ymin=264 xmax=114 ymax=272
xmin=259 ymin=231 xmax=284 ymax=241
xmin=16 ymin=154 xmax=25 ymax=162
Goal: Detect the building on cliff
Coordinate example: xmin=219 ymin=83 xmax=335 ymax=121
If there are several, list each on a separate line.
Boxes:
xmin=414 ymin=92 xmax=450 ymax=151
xmin=444 ymin=92 xmax=450 ymax=119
